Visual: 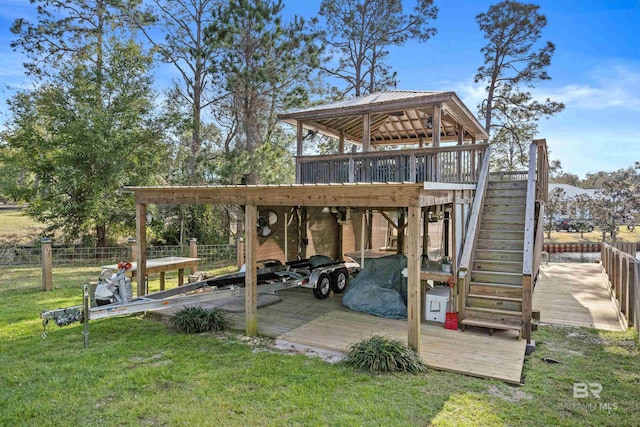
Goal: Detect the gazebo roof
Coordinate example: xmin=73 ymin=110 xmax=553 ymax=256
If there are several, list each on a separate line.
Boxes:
xmin=278 ymin=90 xmax=489 ymax=146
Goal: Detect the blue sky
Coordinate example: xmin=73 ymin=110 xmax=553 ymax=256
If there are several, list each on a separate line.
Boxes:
xmin=1 ymin=0 xmax=639 ymax=178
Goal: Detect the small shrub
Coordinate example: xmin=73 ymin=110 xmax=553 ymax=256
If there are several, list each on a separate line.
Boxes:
xmin=344 ymin=335 xmax=427 ymax=373
xmin=170 ymin=306 xmax=231 ymax=334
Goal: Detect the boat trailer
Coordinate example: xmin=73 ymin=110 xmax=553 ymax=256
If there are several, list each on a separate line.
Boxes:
xmin=40 ymin=256 xmax=358 ymax=347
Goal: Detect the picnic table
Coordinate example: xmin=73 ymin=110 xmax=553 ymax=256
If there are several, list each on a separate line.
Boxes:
xmin=102 ymin=257 xmax=200 ymax=292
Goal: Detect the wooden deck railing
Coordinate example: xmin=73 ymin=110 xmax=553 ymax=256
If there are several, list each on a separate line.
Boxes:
xmin=521 ymin=139 xmax=549 ymax=342
xmin=535 ymin=139 xmax=549 ymax=202
xmin=601 ymin=243 xmax=638 ymax=340
xmin=488 ymin=170 xmax=528 ymax=182
xmin=456 ymin=145 xmax=492 ymax=322
xmin=296 ymin=144 xmax=489 ymax=184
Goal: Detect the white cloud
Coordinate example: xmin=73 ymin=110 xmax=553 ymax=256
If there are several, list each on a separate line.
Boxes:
xmin=434 ymin=76 xmax=486 ymax=114
xmin=541 ymin=63 xmax=640 ymax=112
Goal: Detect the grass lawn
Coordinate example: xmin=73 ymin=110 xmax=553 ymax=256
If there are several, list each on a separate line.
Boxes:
xmin=0 ymin=209 xmax=45 ymax=244
xmin=1 ymin=266 xmax=638 ymax=426
xmin=545 ymin=226 xmax=639 ymax=243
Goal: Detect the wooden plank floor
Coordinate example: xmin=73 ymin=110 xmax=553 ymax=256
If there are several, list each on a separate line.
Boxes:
xmin=226 ymin=288 xmax=526 ymax=384
xmin=533 ymin=263 xmax=624 ymax=331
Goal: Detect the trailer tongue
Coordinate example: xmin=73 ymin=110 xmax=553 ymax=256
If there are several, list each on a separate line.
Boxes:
xmin=40 ymin=256 xmax=358 ymax=345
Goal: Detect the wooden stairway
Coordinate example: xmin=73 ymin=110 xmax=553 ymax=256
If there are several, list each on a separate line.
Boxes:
xmin=461 ymin=180 xmax=527 ymax=336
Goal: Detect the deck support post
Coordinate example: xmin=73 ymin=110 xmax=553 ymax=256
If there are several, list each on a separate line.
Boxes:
xmin=298 ymin=207 xmax=308 ymax=259
xmin=397 ymin=209 xmax=405 ymax=255
xmin=407 ymin=206 xmax=422 ymax=352
xmin=245 ymin=204 xmax=258 ymax=337
xmin=339 ymin=131 xmax=345 ymax=154
xmin=296 ymin=121 xmax=303 ymax=184
xmin=136 ymin=203 xmax=147 ymax=296
xmin=422 ymin=208 xmax=429 ymax=258
xmin=432 ymin=105 xmax=441 ymax=181
xmin=362 ymin=113 xmax=371 ymax=152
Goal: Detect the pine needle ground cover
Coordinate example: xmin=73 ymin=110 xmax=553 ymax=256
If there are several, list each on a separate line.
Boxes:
xmin=1 ymin=266 xmax=638 ymax=426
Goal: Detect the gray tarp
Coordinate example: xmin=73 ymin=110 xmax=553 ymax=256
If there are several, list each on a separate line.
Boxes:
xmin=342 ymin=254 xmax=408 ymax=319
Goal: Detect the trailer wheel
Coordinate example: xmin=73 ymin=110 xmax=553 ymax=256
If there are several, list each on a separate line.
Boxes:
xmin=313 ymin=273 xmax=331 ymax=299
xmin=331 ymin=269 xmax=348 ymax=294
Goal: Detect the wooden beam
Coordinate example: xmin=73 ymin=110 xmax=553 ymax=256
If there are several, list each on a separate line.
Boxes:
xmin=136 ymin=203 xmax=147 ymax=296
xmin=338 ymin=131 xmax=345 ymax=154
xmin=407 ymin=206 xmax=422 ymax=352
xmin=362 ymin=113 xmax=371 ymax=152
xmin=131 ymin=183 xmax=429 ymax=208
xmin=245 ymin=204 xmax=258 ymax=336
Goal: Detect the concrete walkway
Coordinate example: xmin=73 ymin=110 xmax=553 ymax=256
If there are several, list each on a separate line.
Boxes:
xmin=533 ymin=263 xmax=625 ymax=331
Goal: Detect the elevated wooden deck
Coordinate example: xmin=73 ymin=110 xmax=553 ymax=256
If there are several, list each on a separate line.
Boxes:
xmin=533 ymin=263 xmax=625 ymax=331
xmin=220 ymin=288 xmax=526 ymax=384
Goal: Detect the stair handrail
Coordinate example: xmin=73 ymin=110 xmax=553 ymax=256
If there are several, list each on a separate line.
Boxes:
xmin=522 ymin=139 xmax=548 ymax=342
xmin=523 ymin=142 xmax=538 ymax=276
xmin=456 ymin=144 xmax=492 ymax=318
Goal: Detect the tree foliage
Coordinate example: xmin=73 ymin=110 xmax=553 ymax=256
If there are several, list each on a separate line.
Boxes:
xmin=475 ymin=1 xmax=564 ymax=170
xmin=6 ymin=1 xmax=166 ymax=246
xmin=318 ymin=0 xmax=437 ymax=97
xmin=205 ymin=0 xmax=320 ymax=184
xmin=130 ymin=0 xmax=223 ymax=182
xmin=10 ymin=0 xmax=144 ymax=77
xmin=545 ymin=187 xmax=566 ymax=239
xmin=570 ymin=193 xmax=594 ymax=239
xmin=589 ymin=168 xmax=639 ymax=242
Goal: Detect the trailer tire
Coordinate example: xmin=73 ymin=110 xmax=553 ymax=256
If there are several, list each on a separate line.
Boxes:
xmin=313 ymin=273 xmax=331 ymax=299
xmin=331 ymin=269 xmax=348 ymax=294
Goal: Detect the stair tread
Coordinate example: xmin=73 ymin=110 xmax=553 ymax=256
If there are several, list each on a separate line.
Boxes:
xmin=474 ymin=260 xmax=523 ymax=264
xmin=482 ymin=220 xmax=525 ymax=223
xmin=468 ymin=294 xmax=522 ymax=302
xmin=478 ymin=238 xmax=525 ymax=243
xmin=466 ymin=306 xmax=522 ymax=316
xmin=476 ymin=249 xmax=523 ymax=253
xmin=480 ymin=229 xmax=525 ymax=232
xmin=461 ymin=318 xmax=522 ymax=331
xmin=470 ymin=281 xmax=523 ymax=288
xmin=472 ymin=270 xmax=522 ymax=276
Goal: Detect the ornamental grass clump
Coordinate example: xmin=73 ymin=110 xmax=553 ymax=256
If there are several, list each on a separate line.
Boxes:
xmin=170 ymin=306 xmax=230 ymax=334
xmin=345 ymin=335 xmax=427 ymax=373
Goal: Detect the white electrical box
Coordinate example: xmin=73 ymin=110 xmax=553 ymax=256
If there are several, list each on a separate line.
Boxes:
xmin=425 ymin=286 xmax=450 ymax=323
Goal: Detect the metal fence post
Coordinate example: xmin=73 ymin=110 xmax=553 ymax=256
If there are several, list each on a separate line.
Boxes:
xmin=41 ymin=238 xmax=53 ymax=291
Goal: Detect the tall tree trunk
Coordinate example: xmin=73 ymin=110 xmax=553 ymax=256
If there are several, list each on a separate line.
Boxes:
xmin=96 ymin=224 xmax=107 ymax=248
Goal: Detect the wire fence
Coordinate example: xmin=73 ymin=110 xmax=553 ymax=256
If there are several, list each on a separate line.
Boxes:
xmin=0 ymin=243 xmax=237 ymax=270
